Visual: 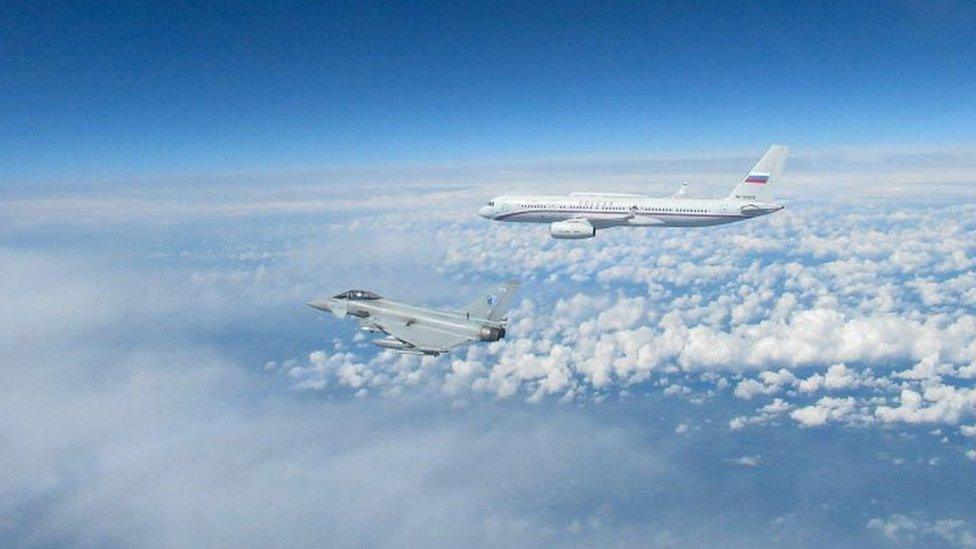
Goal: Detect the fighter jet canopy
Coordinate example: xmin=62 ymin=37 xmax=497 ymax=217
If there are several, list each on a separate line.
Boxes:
xmin=333 ymin=290 xmax=382 ymax=300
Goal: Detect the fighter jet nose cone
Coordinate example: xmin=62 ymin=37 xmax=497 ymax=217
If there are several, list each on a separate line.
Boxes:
xmin=478 ymin=206 xmax=493 ymax=219
xmin=306 ymin=300 xmax=331 ymax=312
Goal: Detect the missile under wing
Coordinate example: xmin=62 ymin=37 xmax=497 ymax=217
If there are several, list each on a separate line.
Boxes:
xmin=306 ymin=281 xmax=520 ymax=356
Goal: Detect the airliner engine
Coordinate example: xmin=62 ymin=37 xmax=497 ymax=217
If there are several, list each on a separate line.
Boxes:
xmin=549 ymin=220 xmax=595 ymax=239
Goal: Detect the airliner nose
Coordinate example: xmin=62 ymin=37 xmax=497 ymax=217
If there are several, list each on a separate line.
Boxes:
xmin=478 ymin=206 xmax=493 ymax=219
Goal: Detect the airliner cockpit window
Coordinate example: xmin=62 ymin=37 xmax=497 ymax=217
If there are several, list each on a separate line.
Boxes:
xmin=487 ymin=201 xmax=494 ymax=206
xmin=333 ymin=290 xmax=382 ymax=300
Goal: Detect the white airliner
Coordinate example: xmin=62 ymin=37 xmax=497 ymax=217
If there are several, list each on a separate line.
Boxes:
xmin=478 ymin=145 xmax=788 ymax=239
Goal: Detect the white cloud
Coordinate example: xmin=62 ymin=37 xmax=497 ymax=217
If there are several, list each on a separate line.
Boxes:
xmin=823 ymin=364 xmax=857 ymax=390
xmin=790 ymin=397 xmax=862 ymax=427
xmin=761 ymin=398 xmax=792 ymax=414
xmin=728 ymin=398 xmax=793 ymax=430
xmin=868 ymin=514 xmax=920 ymax=541
xmin=734 ymin=377 xmax=780 ymax=400
xmin=876 ymin=385 xmax=976 ymax=425
xmin=868 ymin=514 xmax=976 ymax=547
xmin=729 ymin=455 xmax=761 ymax=467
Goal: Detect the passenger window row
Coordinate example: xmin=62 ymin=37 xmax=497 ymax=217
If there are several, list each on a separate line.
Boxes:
xmin=516 ymin=204 xmax=709 ymax=213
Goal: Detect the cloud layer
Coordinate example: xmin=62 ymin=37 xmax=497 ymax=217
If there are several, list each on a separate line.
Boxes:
xmin=4 ymin=152 xmax=976 ymax=547
xmin=280 ymin=200 xmax=976 ymax=446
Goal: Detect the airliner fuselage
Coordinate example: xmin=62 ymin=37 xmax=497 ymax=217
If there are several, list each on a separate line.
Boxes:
xmin=478 ymin=145 xmax=789 ymax=239
xmin=479 ymin=194 xmax=783 ymax=229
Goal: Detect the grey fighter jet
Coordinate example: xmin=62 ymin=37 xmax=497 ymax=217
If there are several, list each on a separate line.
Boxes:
xmin=307 ymin=281 xmax=520 ymax=356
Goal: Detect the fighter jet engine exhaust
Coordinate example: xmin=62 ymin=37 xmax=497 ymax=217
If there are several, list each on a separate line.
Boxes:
xmin=479 ymin=326 xmax=506 ymax=341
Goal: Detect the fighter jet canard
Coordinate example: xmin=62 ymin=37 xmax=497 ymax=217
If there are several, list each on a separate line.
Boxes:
xmin=478 ymin=145 xmax=788 ymax=239
xmin=306 ymin=281 xmax=520 ymax=356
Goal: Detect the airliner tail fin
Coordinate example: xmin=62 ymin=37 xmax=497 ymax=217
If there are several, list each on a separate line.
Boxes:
xmin=729 ymin=145 xmax=788 ymax=201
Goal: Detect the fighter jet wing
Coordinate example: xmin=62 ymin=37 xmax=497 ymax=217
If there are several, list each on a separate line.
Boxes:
xmin=374 ymin=316 xmax=475 ymax=351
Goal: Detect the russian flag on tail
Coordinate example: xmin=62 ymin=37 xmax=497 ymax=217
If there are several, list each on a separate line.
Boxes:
xmin=744 ymin=172 xmax=769 ymax=184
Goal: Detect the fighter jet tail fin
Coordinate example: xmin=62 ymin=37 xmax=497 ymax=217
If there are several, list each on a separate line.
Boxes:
xmin=465 ymin=280 xmax=520 ymax=322
xmin=728 ymin=145 xmax=788 ymax=201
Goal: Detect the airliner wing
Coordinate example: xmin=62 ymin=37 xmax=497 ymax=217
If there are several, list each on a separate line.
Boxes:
xmin=583 ymin=214 xmax=633 ymax=229
xmin=374 ymin=315 xmax=474 ymax=351
xmin=627 ymin=215 xmax=665 ymax=226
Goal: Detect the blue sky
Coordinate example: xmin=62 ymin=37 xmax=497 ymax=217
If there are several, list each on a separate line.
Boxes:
xmin=4 ymin=2 xmax=976 ymax=547
xmin=2 ymin=0 xmax=975 ymax=181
